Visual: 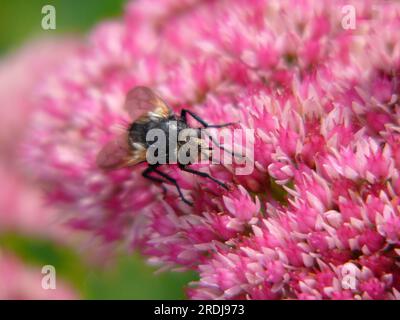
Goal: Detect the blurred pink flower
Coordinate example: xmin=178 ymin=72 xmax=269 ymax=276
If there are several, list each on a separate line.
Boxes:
xmin=0 ymin=38 xmax=81 ymax=164
xmin=0 ymin=38 xmax=81 ymax=237
xmin=21 ymin=0 xmax=400 ymax=299
xmin=0 ymin=252 xmax=76 ymax=300
xmin=0 ymin=39 xmax=81 ymax=299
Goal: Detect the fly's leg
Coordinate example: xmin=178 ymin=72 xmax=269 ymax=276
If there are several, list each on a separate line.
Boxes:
xmin=181 ymin=109 xmax=236 ymax=128
xmin=178 ymin=164 xmax=228 ymax=190
xmin=143 ymin=165 xmax=193 ymax=206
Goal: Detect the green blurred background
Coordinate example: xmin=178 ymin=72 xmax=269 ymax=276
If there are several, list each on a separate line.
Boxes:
xmin=0 ymin=0 xmax=196 ymax=299
xmin=0 ymin=0 xmax=123 ymax=53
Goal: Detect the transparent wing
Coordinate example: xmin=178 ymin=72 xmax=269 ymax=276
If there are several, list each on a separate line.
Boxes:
xmin=96 ymin=133 xmax=145 ymax=170
xmin=124 ymin=86 xmax=172 ymax=121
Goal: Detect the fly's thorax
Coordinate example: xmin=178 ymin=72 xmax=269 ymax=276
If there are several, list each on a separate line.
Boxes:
xmin=131 ymin=117 xmax=195 ymax=165
xmin=151 ymin=118 xmax=189 ymax=148
xmin=128 ymin=117 xmax=179 ymax=146
xmin=128 ymin=122 xmax=147 ymax=147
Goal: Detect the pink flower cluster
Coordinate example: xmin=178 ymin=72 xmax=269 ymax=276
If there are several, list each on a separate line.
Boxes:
xmin=23 ymin=0 xmax=400 ymax=299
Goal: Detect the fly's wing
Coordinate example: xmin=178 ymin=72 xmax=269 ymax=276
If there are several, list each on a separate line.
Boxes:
xmin=96 ymin=132 xmax=146 ymax=170
xmin=124 ymin=86 xmax=172 ymax=122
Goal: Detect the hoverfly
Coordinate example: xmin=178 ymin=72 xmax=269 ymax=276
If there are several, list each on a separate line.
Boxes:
xmin=96 ymin=86 xmax=236 ymax=206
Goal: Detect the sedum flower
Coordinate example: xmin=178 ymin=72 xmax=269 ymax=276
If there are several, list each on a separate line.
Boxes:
xmin=20 ymin=0 xmax=400 ymax=299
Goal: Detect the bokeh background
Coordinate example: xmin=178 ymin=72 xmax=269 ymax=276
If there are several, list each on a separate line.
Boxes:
xmin=0 ymin=0 xmax=196 ymax=299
